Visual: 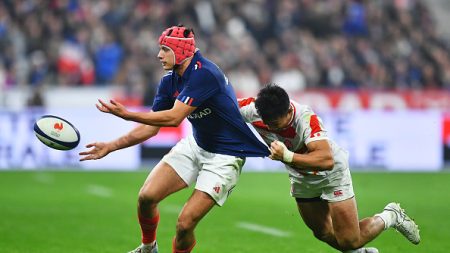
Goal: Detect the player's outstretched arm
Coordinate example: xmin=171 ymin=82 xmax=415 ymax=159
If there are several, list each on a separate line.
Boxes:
xmin=79 ymin=124 xmax=160 ymax=161
xmin=269 ymin=140 xmax=334 ymax=171
xmin=97 ymin=99 xmax=196 ymax=127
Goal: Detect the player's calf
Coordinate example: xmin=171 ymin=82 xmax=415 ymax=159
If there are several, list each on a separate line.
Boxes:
xmin=173 ymin=237 xmax=196 ymax=253
xmin=312 ymin=229 xmax=335 ymax=244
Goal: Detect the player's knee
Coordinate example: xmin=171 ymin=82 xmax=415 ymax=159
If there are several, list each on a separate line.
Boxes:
xmin=138 ymin=188 xmax=160 ymax=207
xmin=176 ymin=216 xmax=197 ymax=237
xmin=336 ymin=236 xmax=360 ymax=250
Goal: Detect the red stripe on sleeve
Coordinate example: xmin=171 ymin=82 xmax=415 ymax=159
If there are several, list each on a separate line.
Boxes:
xmin=188 ymin=98 xmax=194 ymax=106
xmin=238 ymin=97 xmax=255 ymax=108
xmin=310 ymin=115 xmax=322 ymax=138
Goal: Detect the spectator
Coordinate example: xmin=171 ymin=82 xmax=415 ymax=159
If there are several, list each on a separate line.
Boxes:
xmin=0 ymin=0 xmax=448 ymax=98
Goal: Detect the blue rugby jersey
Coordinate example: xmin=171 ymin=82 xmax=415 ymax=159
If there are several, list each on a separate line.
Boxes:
xmin=152 ymin=51 xmax=269 ymax=157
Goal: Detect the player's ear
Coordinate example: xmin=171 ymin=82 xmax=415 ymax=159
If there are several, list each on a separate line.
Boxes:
xmin=288 ymin=106 xmax=294 ymax=115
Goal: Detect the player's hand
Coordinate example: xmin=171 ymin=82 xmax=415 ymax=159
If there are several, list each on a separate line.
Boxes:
xmin=269 ymin=140 xmax=294 ymax=163
xmin=269 ymin=140 xmax=284 ymax=161
xmin=79 ymin=142 xmax=112 ymax=161
xmin=96 ymin=99 xmax=130 ymax=120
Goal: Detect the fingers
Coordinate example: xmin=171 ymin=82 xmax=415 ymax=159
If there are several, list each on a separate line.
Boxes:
xmin=270 ymin=140 xmax=280 ymax=149
xmin=79 ymin=155 xmax=98 ymax=162
xmin=79 ymin=143 xmax=97 ymax=161
xmin=85 ymin=143 xmax=96 ymax=148
xmin=96 ymin=103 xmax=108 ymax=113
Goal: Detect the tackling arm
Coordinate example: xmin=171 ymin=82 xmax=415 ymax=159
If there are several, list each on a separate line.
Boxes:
xmin=270 ymin=140 xmax=334 ymax=171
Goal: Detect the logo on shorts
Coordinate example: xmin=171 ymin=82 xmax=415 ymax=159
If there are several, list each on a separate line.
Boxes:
xmin=213 ymin=186 xmax=221 ymax=194
xmin=334 ymin=190 xmax=343 ymax=197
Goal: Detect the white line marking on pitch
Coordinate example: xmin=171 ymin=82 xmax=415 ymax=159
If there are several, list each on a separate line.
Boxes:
xmin=34 ymin=173 xmax=54 ymax=184
xmin=236 ymin=222 xmax=292 ymax=237
xmin=86 ymin=184 xmax=113 ymax=198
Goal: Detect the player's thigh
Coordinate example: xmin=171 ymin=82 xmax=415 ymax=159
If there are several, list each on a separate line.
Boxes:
xmin=296 ymin=199 xmax=333 ymax=234
xmin=140 ymin=160 xmax=188 ymax=202
xmin=177 ymin=189 xmax=216 ymax=230
xmin=196 ymin=152 xmax=245 ymax=206
xmin=140 ymin=136 xmax=200 ymax=201
xmin=329 ymin=197 xmax=360 ymax=239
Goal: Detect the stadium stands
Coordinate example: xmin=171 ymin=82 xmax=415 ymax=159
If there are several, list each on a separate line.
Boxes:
xmin=0 ymin=0 xmax=449 ymax=103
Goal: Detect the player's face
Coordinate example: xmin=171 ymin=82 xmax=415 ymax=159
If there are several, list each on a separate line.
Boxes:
xmin=157 ymin=46 xmax=175 ymax=70
xmin=264 ymin=108 xmax=294 ymax=131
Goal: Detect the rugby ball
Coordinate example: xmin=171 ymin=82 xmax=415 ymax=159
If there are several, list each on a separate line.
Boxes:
xmin=34 ymin=115 xmax=80 ymax=150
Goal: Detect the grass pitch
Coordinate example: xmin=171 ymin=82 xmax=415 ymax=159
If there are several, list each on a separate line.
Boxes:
xmin=0 ymin=170 xmax=448 ymax=253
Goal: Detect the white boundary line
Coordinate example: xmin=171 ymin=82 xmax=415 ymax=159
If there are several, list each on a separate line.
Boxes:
xmin=236 ymin=221 xmax=292 ymax=237
xmin=86 ymin=184 xmax=113 ymax=198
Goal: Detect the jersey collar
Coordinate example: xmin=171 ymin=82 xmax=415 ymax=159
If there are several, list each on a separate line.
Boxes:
xmin=180 ymin=50 xmax=201 ymax=81
xmin=287 ymin=102 xmax=296 ymax=127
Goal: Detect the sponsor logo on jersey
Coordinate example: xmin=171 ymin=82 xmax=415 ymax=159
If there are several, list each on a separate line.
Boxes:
xmin=213 ymin=185 xmax=221 ymax=193
xmin=188 ymin=108 xmax=212 ymax=119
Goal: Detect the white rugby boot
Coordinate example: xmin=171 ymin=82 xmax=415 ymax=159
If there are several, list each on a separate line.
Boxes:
xmin=127 ymin=241 xmax=158 ymax=253
xmin=384 ymin=202 xmax=420 ymax=244
xmin=344 ymin=247 xmax=379 ymax=253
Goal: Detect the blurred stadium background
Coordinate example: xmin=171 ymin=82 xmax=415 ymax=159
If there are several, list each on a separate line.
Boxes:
xmin=1 ymin=0 xmax=450 ymax=252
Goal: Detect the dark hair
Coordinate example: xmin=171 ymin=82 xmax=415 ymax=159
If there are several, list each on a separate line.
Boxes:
xmin=255 ymin=83 xmax=290 ymax=122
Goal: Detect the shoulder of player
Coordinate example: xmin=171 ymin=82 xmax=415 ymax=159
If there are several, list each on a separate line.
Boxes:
xmin=291 ymin=101 xmax=317 ymax=126
xmin=237 ymin=97 xmax=256 ymax=108
xmin=190 ymin=61 xmax=220 ymax=79
xmin=160 ymin=71 xmax=174 ymax=83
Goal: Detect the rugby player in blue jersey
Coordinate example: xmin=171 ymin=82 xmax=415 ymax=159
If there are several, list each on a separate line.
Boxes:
xmin=79 ymin=25 xmax=269 ymax=253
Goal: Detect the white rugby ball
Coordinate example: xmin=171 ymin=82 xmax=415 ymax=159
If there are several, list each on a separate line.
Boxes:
xmin=34 ymin=115 xmax=81 ymax=150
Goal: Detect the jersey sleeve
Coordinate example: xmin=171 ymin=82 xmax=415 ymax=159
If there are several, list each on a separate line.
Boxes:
xmin=237 ymin=97 xmax=256 ymax=123
xmin=177 ymin=69 xmax=219 ymax=107
xmin=300 ymin=107 xmax=329 ymax=145
xmin=151 ymin=76 xmax=174 ymax=112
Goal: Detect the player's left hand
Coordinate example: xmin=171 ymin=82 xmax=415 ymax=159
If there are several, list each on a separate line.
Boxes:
xmin=269 ymin=140 xmax=294 ymax=163
xmin=96 ymin=99 xmax=130 ymax=119
xmin=269 ymin=140 xmax=284 ymax=161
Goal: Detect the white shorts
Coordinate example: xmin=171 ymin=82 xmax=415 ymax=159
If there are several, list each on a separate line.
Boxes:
xmin=162 ymin=135 xmax=245 ymax=206
xmin=290 ymin=148 xmax=354 ymax=203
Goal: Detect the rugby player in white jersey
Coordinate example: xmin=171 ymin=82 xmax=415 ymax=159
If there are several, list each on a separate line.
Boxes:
xmin=238 ymin=84 xmax=420 ymax=253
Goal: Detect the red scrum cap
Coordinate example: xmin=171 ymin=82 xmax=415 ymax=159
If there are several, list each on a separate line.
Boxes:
xmin=158 ymin=25 xmax=196 ymax=65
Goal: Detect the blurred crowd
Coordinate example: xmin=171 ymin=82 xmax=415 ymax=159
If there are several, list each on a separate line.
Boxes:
xmin=1 ymin=0 xmax=449 ymax=103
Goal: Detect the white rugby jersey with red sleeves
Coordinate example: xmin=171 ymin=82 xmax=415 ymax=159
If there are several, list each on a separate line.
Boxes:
xmin=238 ymin=97 xmax=344 ymax=177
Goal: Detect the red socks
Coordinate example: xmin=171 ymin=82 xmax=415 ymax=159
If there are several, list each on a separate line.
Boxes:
xmin=172 ymin=237 xmax=196 ymax=253
xmin=139 ymin=215 xmax=196 ymax=252
xmin=138 ymin=214 xmax=160 ymax=244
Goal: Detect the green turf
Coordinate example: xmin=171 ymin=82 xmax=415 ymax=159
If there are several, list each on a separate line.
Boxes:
xmin=0 ymin=171 xmax=448 ymax=253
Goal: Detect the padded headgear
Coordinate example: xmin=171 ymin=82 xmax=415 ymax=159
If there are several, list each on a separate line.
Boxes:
xmin=158 ymin=26 xmax=196 ymax=65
